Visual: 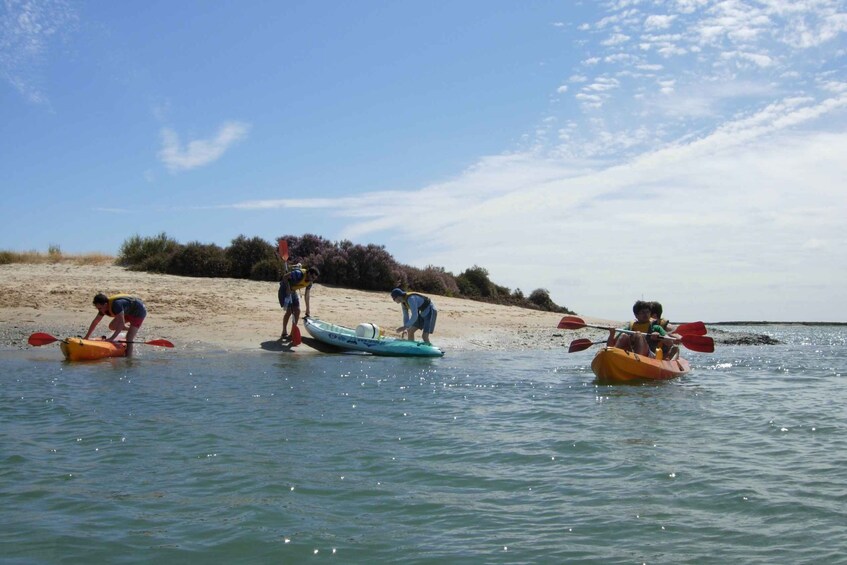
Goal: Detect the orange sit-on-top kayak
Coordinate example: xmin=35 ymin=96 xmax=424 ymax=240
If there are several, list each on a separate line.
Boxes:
xmin=591 ymin=347 xmax=691 ymax=384
xmin=60 ymin=337 xmax=127 ymax=361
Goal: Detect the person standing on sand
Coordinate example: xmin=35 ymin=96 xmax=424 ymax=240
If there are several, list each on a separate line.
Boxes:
xmin=84 ymin=293 xmax=147 ymax=357
xmin=391 ymin=288 xmax=438 ymax=344
xmin=278 ymin=266 xmax=320 ymax=341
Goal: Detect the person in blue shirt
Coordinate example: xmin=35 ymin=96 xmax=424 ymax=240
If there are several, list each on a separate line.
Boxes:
xmin=84 ymin=293 xmax=148 ymax=357
xmin=278 ymin=266 xmax=320 ymax=341
xmin=391 ymin=288 xmax=438 ymax=344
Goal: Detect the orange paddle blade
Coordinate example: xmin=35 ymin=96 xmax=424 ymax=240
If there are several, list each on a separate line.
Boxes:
xmin=291 ymin=325 xmax=302 ymax=346
xmin=28 ymin=332 xmax=59 ymax=346
xmin=558 ymin=316 xmax=590 ymax=330
xmin=278 ymin=240 xmax=289 ymax=261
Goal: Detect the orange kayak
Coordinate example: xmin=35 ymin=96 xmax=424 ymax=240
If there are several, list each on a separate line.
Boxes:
xmin=60 ymin=338 xmax=127 ymax=361
xmin=591 ymin=347 xmax=691 ymax=384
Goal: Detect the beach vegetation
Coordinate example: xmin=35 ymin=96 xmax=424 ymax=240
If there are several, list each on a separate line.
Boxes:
xmin=118 ymin=233 xmax=181 ymax=271
xmin=114 ymin=232 xmax=575 ymax=313
xmin=227 ymin=235 xmax=276 ymax=279
xmin=0 ymin=248 xmax=113 ymax=265
xmin=166 ymin=242 xmax=230 ymax=278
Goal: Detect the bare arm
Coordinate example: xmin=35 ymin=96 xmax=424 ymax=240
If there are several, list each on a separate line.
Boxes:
xmin=83 ymin=314 xmax=104 ymax=339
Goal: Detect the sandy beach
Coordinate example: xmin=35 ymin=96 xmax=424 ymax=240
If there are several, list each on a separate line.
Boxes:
xmin=0 ymin=263 xmax=616 ymax=354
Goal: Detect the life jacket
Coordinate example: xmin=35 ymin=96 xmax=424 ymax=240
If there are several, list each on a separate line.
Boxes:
xmin=626 ymin=320 xmax=665 ymax=351
xmin=105 ymin=294 xmax=139 ymax=317
xmin=287 ymin=268 xmax=313 ymax=291
xmin=402 ymin=292 xmax=432 ymax=314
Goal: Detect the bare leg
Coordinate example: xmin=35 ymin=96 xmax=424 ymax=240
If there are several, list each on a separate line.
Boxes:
xmin=631 ymin=334 xmax=651 ymax=356
xmin=281 ymin=310 xmax=291 ymax=339
xmin=125 ymin=326 xmax=139 ymax=357
xmin=422 ymin=331 xmax=431 ymax=344
xmin=407 ymin=328 xmax=418 ymax=341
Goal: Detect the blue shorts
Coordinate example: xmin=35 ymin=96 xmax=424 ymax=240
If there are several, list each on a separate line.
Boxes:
xmin=278 ymin=285 xmax=301 ymax=311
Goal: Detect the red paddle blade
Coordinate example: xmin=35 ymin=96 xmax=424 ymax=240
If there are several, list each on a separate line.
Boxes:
xmin=278 ymin=240 xmax=289 ymax=261
xmin=291 ymin=325 xmax=302 ymax=346
xmin=28 ymin=332 xmax=59 ymax=346
xmin=145 ymin=339 xmax=174 ymax=348
xmin=681 ymin=334 xmax=714 ymax=353
xmin=557 ymin=315 xmax=587 ymax=330
xmin=674 ymin=321 xmax=707 ymax=336
xmin=567 ymin=338 xmax=595 ymax=353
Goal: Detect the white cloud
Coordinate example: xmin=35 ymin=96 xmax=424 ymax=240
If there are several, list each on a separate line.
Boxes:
xmin=158 ymin=121 xmax=250 ymax=172
xmin=224 ymin=92 xmax=847 ymax=320
xmin=0 ymin=0 xmax=78 ymax=104
xmin=645 ymin=14 xmax=677 ymax=30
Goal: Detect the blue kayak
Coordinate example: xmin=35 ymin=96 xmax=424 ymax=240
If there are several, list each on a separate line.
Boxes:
xmin=304 ymin=317 xmax=444 ymax=357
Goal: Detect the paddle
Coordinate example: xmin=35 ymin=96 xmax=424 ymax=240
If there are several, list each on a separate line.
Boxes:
xmin=27 ymin=332 xmax=174 ymax=348
xmin=672 ymin=321 xmax=707 ymax=336
xmin=557 ymin=316 xmax=714 ymax=353
xmin=291 ymin=325 xmax=302 ymax=346
xmin=567 ymin=338 xmax=606 ymax=353
xmin=278 ymin=239 xmax=289 ymax=262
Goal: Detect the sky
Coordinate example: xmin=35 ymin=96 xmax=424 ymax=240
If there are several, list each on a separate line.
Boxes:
xmin=2 ymin=0 xmax=846 ymax=322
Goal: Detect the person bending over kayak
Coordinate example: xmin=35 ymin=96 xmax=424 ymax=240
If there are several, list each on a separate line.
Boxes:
xmin=391 ymin=288 xmax=438 ymax=344
xmin=606 ymin=299 xmax=676 ymax=358
xmin=84 ymin=293 xmax=147 ymax=357
xmin=278 ymin=266 xmax=320 ymax=341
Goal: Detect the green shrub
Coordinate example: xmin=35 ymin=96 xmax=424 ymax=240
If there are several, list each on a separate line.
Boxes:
xmin=457 ymin=265 xmax=495 ymax=297
xmin=402 ymin=265 xmax=460 ymax=296
xmin=250 ymin=258 xmax=282 ymax=281
xmin=118 ymin=233 xmax=181 ymax=269
xmin=166 ymin=242 xmax=230 ymax=277
xmin=227 ymin=235 xmax=275 ymax=279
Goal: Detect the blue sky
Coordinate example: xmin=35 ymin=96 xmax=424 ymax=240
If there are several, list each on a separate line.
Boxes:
xmin=2 ymin=0 xmax=846 ymax=322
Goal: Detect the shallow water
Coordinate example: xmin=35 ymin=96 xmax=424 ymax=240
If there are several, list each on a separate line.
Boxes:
xmin=2 ymin=326 xmax=846 ymax=564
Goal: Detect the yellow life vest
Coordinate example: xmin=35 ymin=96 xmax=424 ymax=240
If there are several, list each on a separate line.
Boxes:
xmin=288 ymin=268 xmax=313 ymax=291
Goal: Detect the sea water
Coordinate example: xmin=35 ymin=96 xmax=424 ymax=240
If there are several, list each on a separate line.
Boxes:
xmin=1 ymin=326 xmax=845 ymax=564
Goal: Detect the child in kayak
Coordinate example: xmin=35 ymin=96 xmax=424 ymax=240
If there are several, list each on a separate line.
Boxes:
xmin=650 ymin=301 xmax=681 ymax=359
xmin=391 ymin=288 xmax=438 ymax=344
xmin=84 ymin=294 xmax=148 ymax=357
xmin=607 ymin=300 xmax=674 ymax=358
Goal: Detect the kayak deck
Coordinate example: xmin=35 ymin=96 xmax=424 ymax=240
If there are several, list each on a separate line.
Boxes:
xmin=60 ymin=337 xmax=127 ymax=361
xmin=591 ymin=347 xmax=690 ymax=384
xmin=304 ymin=317 xmax=444 ymax=357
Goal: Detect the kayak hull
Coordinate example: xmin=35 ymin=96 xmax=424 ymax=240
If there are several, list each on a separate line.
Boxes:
xmin=304 ymin=317 xmax=444 ymax=357
xmin=591 ymin=347 xmax=690 ymax=384
xmin=60 ymin=338 xmax=127 ymax=361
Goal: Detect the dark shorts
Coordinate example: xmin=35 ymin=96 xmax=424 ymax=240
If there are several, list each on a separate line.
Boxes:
xmin=411 ymin=306 xmax=437 ymax=333
xmin=278 ymin=285 xmax=301 ymax=311
xmin=119 ymin=301 xmax=146 ymax=328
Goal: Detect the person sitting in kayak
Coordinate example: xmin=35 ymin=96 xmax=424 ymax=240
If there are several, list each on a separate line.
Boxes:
xmin=84 ymin=293 xmax=147 ymax=357
xmin=278 ymin=266 xmax=320 ymax=341
xmin=650 ymin=301 xmax=681 ymax=359
xmin=607 ymin=300 xmax=674 ymax=358
xmin=391 ymin=288 xmax=437 ymax=344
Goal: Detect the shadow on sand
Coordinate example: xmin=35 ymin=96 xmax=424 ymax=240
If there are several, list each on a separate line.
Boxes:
xmin=259 ymin=337 xmax=342 ymax=354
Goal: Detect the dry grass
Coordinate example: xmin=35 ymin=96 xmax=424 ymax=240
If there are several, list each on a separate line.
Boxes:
xmin=0 ymin=248 xmax=114 ymax=266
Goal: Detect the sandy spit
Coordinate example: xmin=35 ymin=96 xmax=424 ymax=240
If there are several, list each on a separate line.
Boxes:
xmin=0 ymin=263 xmax=616 ymax=355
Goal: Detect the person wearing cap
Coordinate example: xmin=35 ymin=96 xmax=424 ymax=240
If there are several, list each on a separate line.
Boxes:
xmin=278 ymin=266 xmax=320 ymax=341
xmin=391 ymin=288 xmax=437 ymax=344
